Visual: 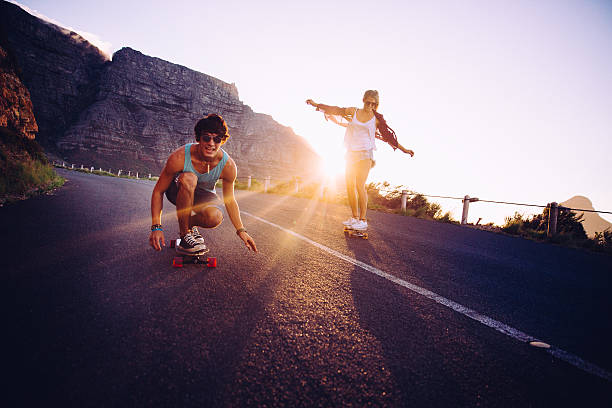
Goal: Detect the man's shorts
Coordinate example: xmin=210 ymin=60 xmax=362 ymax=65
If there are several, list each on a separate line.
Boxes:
xmin=165 ymin=173 xmax=223 ymax=210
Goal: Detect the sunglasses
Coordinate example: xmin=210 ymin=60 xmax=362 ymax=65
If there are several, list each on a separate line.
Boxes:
xmin=364 ymin=101 xmax=378 ymax=107
xmin=199 ymin=133 xmax=223 ymax=143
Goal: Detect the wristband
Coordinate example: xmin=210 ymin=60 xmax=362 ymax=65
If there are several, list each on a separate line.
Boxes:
xmin=236 ymin=227 xmax=247 ymax=236
xmin=151 ymin=224 xmax=163 ymax=232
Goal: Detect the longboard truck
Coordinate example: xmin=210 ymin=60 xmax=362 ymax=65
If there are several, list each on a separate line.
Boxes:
xmin=170 ymin=239 xmax=217 ymax=268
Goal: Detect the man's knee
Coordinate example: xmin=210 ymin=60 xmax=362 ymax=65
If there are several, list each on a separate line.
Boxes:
xmin=177 ymin=172 xmax=198 ymax=192
xmin=208 ymin=207 xmax=223 ymax=227
xmin=198 ymin=206 xmax=223 ymax=228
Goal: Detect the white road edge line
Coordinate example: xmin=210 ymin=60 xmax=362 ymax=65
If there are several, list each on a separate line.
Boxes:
xmin=242 ymin=211 xmax=612 ymax=382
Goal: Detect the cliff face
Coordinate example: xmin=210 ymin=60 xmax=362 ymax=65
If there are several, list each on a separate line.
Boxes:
xmin=0 ymin=1 xmax=107 ymax=150
xmin=58 ymin=47 xmax=317 ymax=177
xmin=0 ymin=41 xmax=38 ymax=140
xmin=0 ymin=1 xmax=319 ymax=178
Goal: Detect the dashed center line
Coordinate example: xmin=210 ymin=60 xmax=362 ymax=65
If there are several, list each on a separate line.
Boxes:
xmin=242 ymin=211 xmax=612 ymax=382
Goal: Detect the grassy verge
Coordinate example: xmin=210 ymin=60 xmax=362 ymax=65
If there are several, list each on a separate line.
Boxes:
xmin=237 ymin=178 xmax=610 ymax=255
xmin=0 ymin=128 xmax=65 ymax=205
xmin=501 ymin=211 xmax=612 ymax=254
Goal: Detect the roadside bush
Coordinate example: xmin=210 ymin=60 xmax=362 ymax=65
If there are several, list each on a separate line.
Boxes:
xmin=593 ymin=230 xmax=612 ymax=251
xmin=501 ymin=208 xmax=610 ymax=254
xmin=234 ymin=177 xmax=263 ymax=191
xmin=502 ymin=212 xmax=525 ymax=235
xmin=0 ymin=128 xmax=64 ymax=200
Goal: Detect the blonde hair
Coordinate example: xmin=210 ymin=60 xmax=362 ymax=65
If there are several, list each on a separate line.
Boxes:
xmin=363 ymin=90 xmax=379 ymax=107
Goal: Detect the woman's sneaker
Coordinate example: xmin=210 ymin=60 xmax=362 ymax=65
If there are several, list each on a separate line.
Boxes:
xmin=177 ymin=231 xmax=208 ymax=254
xmin=342 ymin=217 xmax=359 ymax=227
xmin=352 ymin=220 xmax=368 ymax=231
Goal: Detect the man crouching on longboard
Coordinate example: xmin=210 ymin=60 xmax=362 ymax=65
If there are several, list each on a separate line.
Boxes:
xmin=149 ymin=114 xmax=257 ymax=254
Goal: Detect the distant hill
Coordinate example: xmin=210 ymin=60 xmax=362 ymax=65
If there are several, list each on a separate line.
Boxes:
xmin=560 ymin=196 xmax=612 ymax=238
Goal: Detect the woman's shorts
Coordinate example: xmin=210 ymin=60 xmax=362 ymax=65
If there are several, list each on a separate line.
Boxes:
xmin=165 ymin=173 xmax=223 ymax=210
xmin=345 ymin=150 xmax=375 ymax=167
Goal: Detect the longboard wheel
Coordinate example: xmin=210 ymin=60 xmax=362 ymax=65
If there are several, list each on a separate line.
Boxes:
xmin=207 ymin=257 xmax=217 ymax=267
xmin=172 ymin=256 xmax=183 ymax=268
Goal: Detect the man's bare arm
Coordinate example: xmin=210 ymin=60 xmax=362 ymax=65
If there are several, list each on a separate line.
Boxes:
xmin=149 ymin=149 xmax=183 ymax=251
xmin=222 ymin=159 xmax=257 ymax=252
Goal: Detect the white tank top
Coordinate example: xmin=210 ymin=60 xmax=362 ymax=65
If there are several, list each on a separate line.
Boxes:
xmin=344 ymin=108 xmax=376 ymax=151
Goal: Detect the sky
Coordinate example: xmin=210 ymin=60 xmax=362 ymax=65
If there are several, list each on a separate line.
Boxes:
xmin=11 ymin=0 xmax=612 ymax=226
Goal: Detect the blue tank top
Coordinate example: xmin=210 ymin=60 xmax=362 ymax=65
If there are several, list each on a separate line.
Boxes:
xmin=183 ymin=143 xmax=229 ymax=193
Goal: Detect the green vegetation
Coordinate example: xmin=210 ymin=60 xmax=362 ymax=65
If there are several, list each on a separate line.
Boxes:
xmin=233 ymin=177 xmax=262 ymax=191
xmin=502 ymin=208 xmax=612 ymax=254
xmin=0 ymin=127 xmax=64 ymax=203
xmin=267 ymin=179 xmax=322 ymax=199
xmin=366 ymin=182 xmax=456 ymax=223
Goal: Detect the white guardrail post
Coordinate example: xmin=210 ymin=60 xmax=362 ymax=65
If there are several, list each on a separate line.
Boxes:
xmin=401 ymin=190 xmax=408 ymax=212
xmin=264 ymin=176 xmax=271 ymax=193
xmin=461 ymin=196 xmax=470 ymax=225
xmin=461 ymin=195 xmax=480 ymax=225
xmin=247 ymin=176 xmax=252 ymax=189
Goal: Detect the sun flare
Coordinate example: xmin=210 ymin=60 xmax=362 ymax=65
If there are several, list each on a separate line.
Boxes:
xmin=320 ymin=149 xmax=345 ymax=178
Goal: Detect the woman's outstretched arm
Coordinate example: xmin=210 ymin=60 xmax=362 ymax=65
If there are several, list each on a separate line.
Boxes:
xmin=306 ymin=99 xmax=352 ymax=116
xmin=397 ymin=142 xmax=414 ymax=157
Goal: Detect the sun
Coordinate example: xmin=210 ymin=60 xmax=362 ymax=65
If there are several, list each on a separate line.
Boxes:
xmin=295 ymin=116 xmax=346 ymax=180
xmin=319 ymin=146 xmax=345 ymax=178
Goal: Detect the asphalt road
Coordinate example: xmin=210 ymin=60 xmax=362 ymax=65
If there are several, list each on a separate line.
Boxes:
xmin=2 ymin=168 xmax=611 ymax=407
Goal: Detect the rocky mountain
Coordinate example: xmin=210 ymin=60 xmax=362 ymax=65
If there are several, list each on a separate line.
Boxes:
xmin=1 ymin=30 xmax=55 ymax=201
xmin=0 ymin=37 xmax=38 ymax=140
xmin=560 ymin=196 xmax=612 ymax=238
xmin=0 ymin=0 xmax=319 ymax=179
xmin=0 ymin=0 xmax=107 ymax=150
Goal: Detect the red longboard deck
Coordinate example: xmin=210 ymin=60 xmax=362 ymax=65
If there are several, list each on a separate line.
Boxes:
xmin=170 ymin=239 xmax=217 ymax=267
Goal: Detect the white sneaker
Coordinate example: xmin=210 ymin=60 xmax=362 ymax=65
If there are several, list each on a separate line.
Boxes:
xmin=343 ymin=217 xmax=358 ymax=227
xmin=352 ymin=220 xmax=368 ymax=231
xmin=190 ymin=226 xmax=205 ymax=245
xmin=176 ymin=231 xmax=208 ymax=254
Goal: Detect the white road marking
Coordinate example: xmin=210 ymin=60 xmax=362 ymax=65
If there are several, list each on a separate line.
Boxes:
xmin=242 ymin=211 xmax=612 ymax=382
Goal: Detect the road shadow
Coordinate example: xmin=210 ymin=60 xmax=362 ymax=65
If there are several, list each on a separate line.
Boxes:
xmin=348 ymin=264 xmax=612 ymax=407
xmin=343 ymin=231 xmax=383 ymax=265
